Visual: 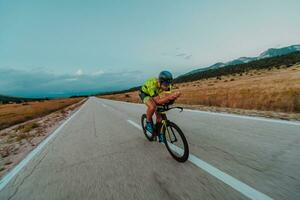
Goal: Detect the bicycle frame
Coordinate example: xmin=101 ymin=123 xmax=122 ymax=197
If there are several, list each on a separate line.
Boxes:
xmin=141 ymin=104 xmax=189 ymax=162
xmin=155 ymin=109 xmax=178 ymax=143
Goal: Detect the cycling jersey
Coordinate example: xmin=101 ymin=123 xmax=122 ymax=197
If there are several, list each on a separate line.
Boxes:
xmin=141 ymin=77 xmax=163 ymax=97
xmin=139 ymin=77 xmax=172 ymax=103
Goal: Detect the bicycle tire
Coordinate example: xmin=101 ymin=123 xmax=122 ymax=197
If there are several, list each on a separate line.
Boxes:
xmin=163 ymin=121 xmax=189 ymax=162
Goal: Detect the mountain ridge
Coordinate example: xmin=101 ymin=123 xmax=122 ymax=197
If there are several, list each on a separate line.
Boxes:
xmin=0 ymin=94 xmax=47 ymax=104
xmin=181 ymin=44 xmax=300 ymax=77
xmin=174 ymin=50 xmax=300 ymax=83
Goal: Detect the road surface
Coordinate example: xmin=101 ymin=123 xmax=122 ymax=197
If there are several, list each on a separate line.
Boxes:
xmin=0 ymin=97 xmax=299 ymax=200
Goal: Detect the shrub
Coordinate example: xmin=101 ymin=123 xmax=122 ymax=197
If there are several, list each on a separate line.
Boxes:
xmin=16 ymin=132 xmax=30 ymax=142
xmin=19 ymin=122 xmax=39 ymax=133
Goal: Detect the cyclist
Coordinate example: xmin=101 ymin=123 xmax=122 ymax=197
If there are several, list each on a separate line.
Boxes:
xmin=139 ymin=71 xmax=181 ymax=142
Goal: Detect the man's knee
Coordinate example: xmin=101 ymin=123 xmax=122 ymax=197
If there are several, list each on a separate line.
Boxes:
xmin=148 ymin=103 xmax=156 ymax=112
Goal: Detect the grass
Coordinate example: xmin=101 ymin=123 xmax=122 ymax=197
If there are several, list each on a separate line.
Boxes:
xmin=16 ymin=132 xmax=31 ymax=142
xmin=99 ymin=64 xmax=300 ymax=113
xmin=0 ymin=97 xmax=84 ymax=130
xmin=18 ymin=122 xmax=39 ymax=133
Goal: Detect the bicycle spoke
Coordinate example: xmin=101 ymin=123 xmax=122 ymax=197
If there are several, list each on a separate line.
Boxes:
xmin=165 ymin=126 xmax=185 ymax=157
xmin=170 ymin=127 xmax=178 ymax=143
xmin=166 ymin=126 xmax=172 ymax=142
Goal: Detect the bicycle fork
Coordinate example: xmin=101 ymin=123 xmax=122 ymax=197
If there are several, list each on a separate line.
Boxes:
xmin=156 ymin=120 xmax=178 ymax=143
xmin=164 ymin=121 xmax=178 ymax=143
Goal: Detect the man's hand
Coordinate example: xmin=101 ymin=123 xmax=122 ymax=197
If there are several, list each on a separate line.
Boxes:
xmin=168 ymin=91 xmax=181 ymax=100
xmin=154 ymin=91 xmax=181 ymax=105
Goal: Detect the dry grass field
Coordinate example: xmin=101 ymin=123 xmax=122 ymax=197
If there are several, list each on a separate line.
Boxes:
xmin=0 ymin=97 xmax=84 ymax=130
xmin=100 ymin=64 xmax=300 ymax=114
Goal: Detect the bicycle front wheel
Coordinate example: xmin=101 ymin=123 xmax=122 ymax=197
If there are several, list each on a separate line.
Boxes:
xmin=163 ymin=122 xmax=189 ymax=162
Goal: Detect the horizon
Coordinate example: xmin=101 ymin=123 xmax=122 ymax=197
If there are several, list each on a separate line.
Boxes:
xmin=2 ymin=44 xmax=299 ymax=99
xmin=1 ymin=0 xmax=300 ymax=98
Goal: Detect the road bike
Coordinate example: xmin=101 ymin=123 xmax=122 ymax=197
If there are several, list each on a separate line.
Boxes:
xmin=141 ymin=104 xmax=189 ymax=162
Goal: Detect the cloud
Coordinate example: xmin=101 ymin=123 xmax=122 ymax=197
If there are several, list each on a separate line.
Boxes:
xmin=75 ymin=69 xmax=83 ymax=76
xmin=175 ymin=53 xmax=186 ymax=57
xmin=175 ymin=53 xmax=192 ymax=60
xmin=172 ymin=50 xmax=193 ymax=60
xmin=0 ymin=68 xmax=145 ymax=98
xmin=184 ymin=55 xmax=192 ymax=60
xmin=162 ymin=48 xmax=192 ymax=60
xmin=65 ymin=78 xmax=78 ymax=82
xmin=93 ymin=69 xmax=105 ymax=76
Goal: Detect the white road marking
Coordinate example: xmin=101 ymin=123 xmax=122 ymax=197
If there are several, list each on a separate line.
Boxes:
xmin=102 ymin=103 xmax=107 ymax=107
xmin=168 ymin=143 xmax=273 ymax=200
xmin=127 ymin=119 xmax=273 ymax=200
xmin=98 ymin=102 xmax=120 ymax=113
xmin=0 ymin=101 xmax=87 ymax=192
xmin=185 ymin=109 xmax=300 ymax=126
xmin=127 ymin=120 xmax=142 ymax=130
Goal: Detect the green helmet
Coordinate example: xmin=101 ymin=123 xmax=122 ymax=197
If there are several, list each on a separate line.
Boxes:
xmin=159 ymin=71 xmax=173 ymax=84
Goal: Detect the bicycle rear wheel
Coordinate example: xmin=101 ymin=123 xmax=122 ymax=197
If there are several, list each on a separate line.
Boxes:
xmin=163 ymin=122 xmax=189 ymax=162
xmin=141 ymin=114 xmax=155 ymax=141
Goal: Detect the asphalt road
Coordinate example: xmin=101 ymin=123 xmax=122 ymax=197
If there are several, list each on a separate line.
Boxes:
xmin=0 ymin=97 xmax=299 ymax=200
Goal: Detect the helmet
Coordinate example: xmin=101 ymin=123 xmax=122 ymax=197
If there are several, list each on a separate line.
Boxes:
xmin=158 ymin=71 xmax=173 ymax=84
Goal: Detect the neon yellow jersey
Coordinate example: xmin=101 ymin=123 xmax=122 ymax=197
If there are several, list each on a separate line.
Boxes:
xmin=141 ymin=77 xmax=163 ymax=97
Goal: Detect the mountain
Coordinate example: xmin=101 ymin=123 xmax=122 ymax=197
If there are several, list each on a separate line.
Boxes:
xmin=179 ymin=44 xmax=300 ymax=78
xmin=258 ymin=45 xmax=300 ymax=59
xmin=225 ymin=56 xmax=256 ymax=65
xmin=174 ymin=51 xmax=300 ymax=83
xmin=0 ymin=94 xmax=46 ymax=104
xmin=184 ymin=62 xmax=226 ymax=76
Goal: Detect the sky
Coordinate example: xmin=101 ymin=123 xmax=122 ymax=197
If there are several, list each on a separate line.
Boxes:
xmin=0 ymin=0 xmax=300 ymax=97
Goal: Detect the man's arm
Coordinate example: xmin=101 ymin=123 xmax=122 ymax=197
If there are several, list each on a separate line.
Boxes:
xmin=152 ymin=91 xmax=181 ymax=105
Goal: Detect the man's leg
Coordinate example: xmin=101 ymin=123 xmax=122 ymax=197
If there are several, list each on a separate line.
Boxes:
xmin=155 ymin=112 xmax=165 ymax=143
xmin=144 ymin=98 xmax=156 ymax=134
xmin=155 ymin=111 xmax=162 ymax=124
xmin=145 ymin=98 xmax=156 ymax=122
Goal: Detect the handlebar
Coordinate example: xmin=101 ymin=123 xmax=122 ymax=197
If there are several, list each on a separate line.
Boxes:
xmin=156 ymin=105 xmax=183 ymax=113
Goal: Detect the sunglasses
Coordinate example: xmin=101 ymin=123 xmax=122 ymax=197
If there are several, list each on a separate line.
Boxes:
xmin=161 ymin=81 xmax=172 ymax=86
